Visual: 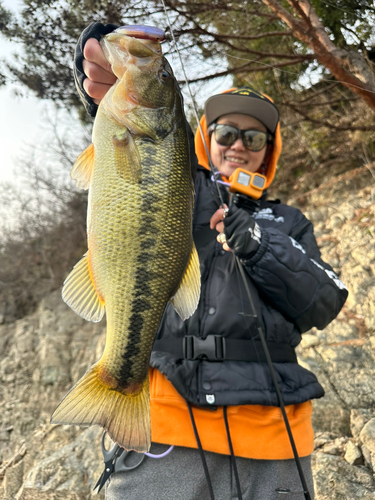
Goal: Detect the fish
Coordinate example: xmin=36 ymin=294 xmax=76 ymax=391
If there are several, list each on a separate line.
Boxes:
xmin=50 ymin=27 xmax=201 ymax=452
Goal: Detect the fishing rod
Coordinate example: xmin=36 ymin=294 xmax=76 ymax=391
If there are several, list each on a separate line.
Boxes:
xmin=160 ymin=2 xmax=312 ymax=499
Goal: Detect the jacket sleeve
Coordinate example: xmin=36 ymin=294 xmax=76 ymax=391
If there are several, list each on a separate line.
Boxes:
xmin=243 ymin=209 xmax=348 ymax=333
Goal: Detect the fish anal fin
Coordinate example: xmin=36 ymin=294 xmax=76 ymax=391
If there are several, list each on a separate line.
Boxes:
xmin=51 ymin=365 xmax=151 ymax=452
xmin=170 ymin=243 xmax=201 ymax=321
xmin=62 ymin=252 xmax=105 ymax=323
xmin=71 ymin=143 xmax=95 ymax=190
xmin=113 ymin=129 xmax=142 ymax=183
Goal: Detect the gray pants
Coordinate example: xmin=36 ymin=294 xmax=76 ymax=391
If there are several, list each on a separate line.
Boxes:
xmin=106 ymin=443 xmax=314 ymax=500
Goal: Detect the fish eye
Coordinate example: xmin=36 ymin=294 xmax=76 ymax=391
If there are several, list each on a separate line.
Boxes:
xmin=159 ymin=69 xmax=171 ymax=81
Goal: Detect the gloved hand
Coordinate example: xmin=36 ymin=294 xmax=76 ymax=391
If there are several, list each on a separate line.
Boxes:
xmin=223 ymin=205 xmax=261 ymax=259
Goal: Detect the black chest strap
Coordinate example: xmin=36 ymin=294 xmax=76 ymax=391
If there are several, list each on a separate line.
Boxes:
xmin=153 ymin=336 xmax=297 ymax=363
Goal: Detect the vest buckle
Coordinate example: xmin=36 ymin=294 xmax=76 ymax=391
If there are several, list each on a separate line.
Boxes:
xmin=183 ymin=335 xmax=226 ymax=361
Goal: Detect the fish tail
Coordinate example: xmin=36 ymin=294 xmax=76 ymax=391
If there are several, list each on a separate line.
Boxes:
xmin=50 ymin=364 xmax=151 ymax=452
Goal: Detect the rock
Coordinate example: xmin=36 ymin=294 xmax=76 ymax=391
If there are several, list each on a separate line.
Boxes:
xmin=328 ymin=214 xmax=346 ymax=229
xmin=351 ymin=409 xmax=374 ymax=441
xmin=17 ymin=427 xmax=104 ymax=500
xmin=299 ymin=333 xmax=321 ymax=349
xmin=38 ymin=294 xmax=84 ymax=388
xmin=359 ymin=419 xmax=375 ymax=471
xmin=0 ymin=430 xmax=11 ymax=442
xmin=297 ymin=352 xmax=351 ymax=436
xmin=312 ymin=452 xmax=375 ymax=499
xmin=361 ymin=445 xmax=372 ymax=469
xmin=0 ymin=289 xmax=106 ymax=500
xmin=3 ymin=460 xmax=24 ymax=499
xmin=321 ymin=437 xmax=347 ymax=456
xmin=344 ymin=441 xmax=363 ymax=465
xmin=359 ymin=419 xmax=375 ymax=451
xmin=314 ymin=432 xmax=337 ymax=450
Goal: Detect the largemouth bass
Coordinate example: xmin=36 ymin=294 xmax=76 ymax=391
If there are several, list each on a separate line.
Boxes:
xmin=51 ymin=28 xmax=200 ymax=452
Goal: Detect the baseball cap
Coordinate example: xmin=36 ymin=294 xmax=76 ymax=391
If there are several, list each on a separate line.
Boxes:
xmin=204 ymin=87 xmax=279 ymax=134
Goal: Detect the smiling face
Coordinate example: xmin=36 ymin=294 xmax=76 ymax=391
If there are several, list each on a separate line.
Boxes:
xmin=210 ymin=113 xmax=268 ymax=178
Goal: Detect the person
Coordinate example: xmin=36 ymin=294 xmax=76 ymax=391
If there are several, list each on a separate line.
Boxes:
xmin=73 ymin=23 xmax=348 ymax=500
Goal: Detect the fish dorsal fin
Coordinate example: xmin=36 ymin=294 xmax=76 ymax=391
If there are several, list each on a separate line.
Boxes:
xmin=113 ymin=129 xmax=142 ymax=184
xmin=71 ymin=143 xmax=95 ymax=190
xmin=62 ymin=252 xmax=105 ymax=323
xmin=170 ymin=244 xmax=201 ymax=321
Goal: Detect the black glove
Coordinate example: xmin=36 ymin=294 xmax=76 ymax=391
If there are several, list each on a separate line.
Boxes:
xmin=223 ymin=205 xmax=261 ymax=259
xmin=74 ymin=22 xmax=119 ymax=117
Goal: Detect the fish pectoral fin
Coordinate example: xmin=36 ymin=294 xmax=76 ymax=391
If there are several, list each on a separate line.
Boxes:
xmin=71 ymin=143 xmax=95 ymax=190
xmin=62 ymin=252 xmax=105 ymax=323
xmin=113 ymin=128 xmax=142 ymax=184
xmin=50 ymin=365 xmax=151 ymax=453
xmin=170 ymin=243 xmax=201 ymax=321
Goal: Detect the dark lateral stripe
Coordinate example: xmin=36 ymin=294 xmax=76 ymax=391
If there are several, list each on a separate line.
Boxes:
xmin=119 ymin=177 xmax=161 ymax=382
xmin=119 ymin=278 xmax=152 ymax=382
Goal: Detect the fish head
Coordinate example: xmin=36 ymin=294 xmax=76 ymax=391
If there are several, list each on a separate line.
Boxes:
xmin=101 ymin=29 xmax=180 ymax=138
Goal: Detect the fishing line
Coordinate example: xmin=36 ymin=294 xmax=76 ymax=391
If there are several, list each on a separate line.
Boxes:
xmin=161 ymin=0 xmax=226 ymax=209
xmin=160 ymin=2 xmax=312 ymax=498
xmin=317 ymin=0 xmax=375 ymax=19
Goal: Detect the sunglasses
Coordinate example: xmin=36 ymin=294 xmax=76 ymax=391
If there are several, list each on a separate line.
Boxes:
xmin=208 ymin=124 xmax=273 ymax=152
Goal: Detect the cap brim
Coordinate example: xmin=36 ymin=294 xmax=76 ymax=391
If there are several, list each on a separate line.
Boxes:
xmin=205 ymin=94 xmax=279 ymax=134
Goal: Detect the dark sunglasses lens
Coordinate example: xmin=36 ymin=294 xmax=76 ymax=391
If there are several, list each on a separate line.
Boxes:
xmin=214 ymin=125 xmax=238 ymax=146
xmin=243 ymin=131 xmax=267 ymax=151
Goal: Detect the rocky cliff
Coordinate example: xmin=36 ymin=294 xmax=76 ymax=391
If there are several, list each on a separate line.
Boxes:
xmin=1 ymin=166 xmax=375 ymax=500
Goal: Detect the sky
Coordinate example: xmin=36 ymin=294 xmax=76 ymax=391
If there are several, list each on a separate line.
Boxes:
xmin=0 ymin=0 xmax=74 ymax=183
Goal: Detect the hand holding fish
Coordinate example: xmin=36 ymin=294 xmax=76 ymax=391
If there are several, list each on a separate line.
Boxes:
xmin=83 ymin=38 xmax=116 ymax=103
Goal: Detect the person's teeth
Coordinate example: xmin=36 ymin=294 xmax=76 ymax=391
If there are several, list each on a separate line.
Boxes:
xmin=225 ymin=157 xmax=245 ymax=164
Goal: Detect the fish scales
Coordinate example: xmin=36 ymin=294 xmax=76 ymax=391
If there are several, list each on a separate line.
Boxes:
xmin=51 ymin=30 xmax=200 ymax=451
xmin=90 ymin=118 xmax=192 ymax=384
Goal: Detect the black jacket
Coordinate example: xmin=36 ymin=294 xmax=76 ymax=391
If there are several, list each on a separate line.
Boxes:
xmin=150 ymin=166 xmax=348 ymax=408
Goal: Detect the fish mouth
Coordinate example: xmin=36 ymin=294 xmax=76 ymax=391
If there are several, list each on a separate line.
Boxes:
xmin=104 ymin=33 xmax=163 ymax=109
xmin=115 ymin=25 xmax=166 ymax=43
xmin=101 ymin=30 xmax=175 ymax=137
xmin=106 ymin=31 xmax=162 ymax=57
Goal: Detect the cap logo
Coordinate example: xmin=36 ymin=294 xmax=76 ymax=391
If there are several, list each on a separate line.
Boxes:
xmin=232 ymin=88 xmax=266 ymax=100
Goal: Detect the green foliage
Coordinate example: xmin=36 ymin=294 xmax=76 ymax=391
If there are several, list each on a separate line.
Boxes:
xmin=311 ymin=0 xmax=375 ymax=47
xmin=0 ymin=0 xmax=374 ymax=117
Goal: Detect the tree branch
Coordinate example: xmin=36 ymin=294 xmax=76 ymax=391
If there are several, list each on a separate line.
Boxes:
xmin=285 ymin=101 xmax=375 ymax=130
xmin=174 ymin=23 xmax=313 ymax=60
xmin=297 ymin=83 xmax=339 ymax=103
xmin=287 ymin=96 xmax=360 ymax=108
xmin=260 ymin=0 xmax=312 ymax=44
xmin=167 ymin=2 xmax=279 ymax=19
xmin=177 ymin=28 xmax=294 ymax=41
xmin=178 ymin=58 xmax=311 ymax=84
xmin=260 ymin=0 xmax=375 ymax=112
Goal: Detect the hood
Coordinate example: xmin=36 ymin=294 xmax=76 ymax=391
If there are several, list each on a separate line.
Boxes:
xmin=194 ymin=88 xmax=282 ymax=189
